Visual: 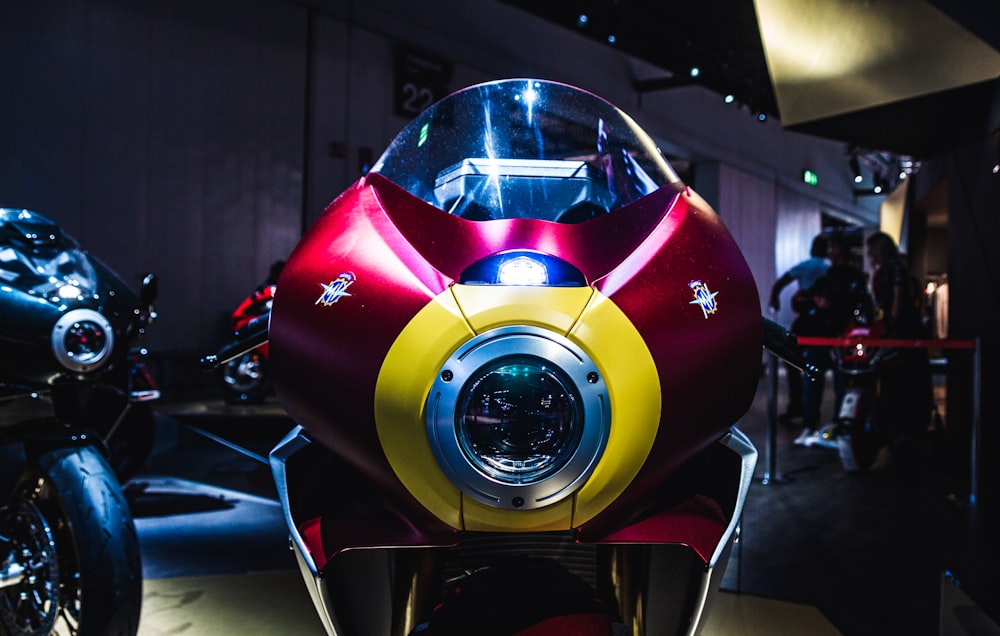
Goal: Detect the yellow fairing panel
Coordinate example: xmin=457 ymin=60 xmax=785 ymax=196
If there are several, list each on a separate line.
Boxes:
xmin=374 ymin=291 xmax=471 ymax=529
xmin=375 ymin=284 xmax=660 ymax=532
xmin=566 ymin=292 xmax=661 ymax=525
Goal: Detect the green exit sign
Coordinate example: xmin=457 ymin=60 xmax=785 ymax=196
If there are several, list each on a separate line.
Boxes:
xmin=802 ymin=170 xmax=819 ymax=186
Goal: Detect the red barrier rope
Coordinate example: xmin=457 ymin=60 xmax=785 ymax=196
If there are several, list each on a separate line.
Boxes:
xmin=795 ymin=336 xmax=976 ymax=350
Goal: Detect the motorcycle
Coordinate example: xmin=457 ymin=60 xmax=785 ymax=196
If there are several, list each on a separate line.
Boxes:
xmin=204 ymin=79 xmax=812 ymax=635
xmin=797 ymin=321 xmax=885 ymax=470
xmin=218 ymin=261 xmax=283 ymax=404
xmin=0 ymin=207 xmax=152 ymax=635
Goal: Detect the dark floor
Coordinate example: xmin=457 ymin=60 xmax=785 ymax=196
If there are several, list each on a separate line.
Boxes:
xmin=128 ymin=366 xmax=1000 ymax=636
xmin=729 ymin=377 xmax=1000 ymax=636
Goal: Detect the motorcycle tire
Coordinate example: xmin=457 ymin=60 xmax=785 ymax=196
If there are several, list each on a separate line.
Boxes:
xmin=0 ymin=445 xmax=142 ymax=636
xmin=220 ymin=350 xmax=270 ymax=405
xmin=836 ymin=417 xmax=882 ymax=472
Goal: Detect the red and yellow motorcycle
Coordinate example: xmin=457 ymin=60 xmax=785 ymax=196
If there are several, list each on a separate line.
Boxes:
xmin=206 ymin=78 xmax=806 ymax=635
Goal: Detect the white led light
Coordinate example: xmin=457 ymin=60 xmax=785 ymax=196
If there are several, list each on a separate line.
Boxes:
xmin=498 ymin=256 xmax=547 ymax=286
xmin=58 ymin=284 xmax=81 ymax=299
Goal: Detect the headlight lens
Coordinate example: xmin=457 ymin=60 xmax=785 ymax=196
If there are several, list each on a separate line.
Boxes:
xmin=51 ymin=308 xmax=115 ymax=373
xmin=456 ymin=356 xmax=582 ymax=484
xmin=65 ymin=320 xmax=108 ymax=360
xmin=427 ymin=326 xmax=610 ymax=510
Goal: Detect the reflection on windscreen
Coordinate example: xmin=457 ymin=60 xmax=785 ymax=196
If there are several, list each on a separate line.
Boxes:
xmin=371 ymin=79 xmax=679 ymax=224
xmin=432 ymin=158 xmax=615 ymax=223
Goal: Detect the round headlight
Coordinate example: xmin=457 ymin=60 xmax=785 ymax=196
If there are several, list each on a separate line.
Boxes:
xmin=456 ymin=356 xmax=583 ymax=484
xmin=51 ymin=308 xmax=115 ymax=373
xmin=427 ymin=326 xmax=609 ymax=510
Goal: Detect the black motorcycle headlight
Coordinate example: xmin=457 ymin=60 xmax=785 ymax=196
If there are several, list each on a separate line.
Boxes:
xmin=50 ymin=308 xmax=115 ymax=373
xmin=427 ymin=326 xmax=610 ymax=510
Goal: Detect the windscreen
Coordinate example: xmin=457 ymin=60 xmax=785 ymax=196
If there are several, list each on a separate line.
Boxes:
xmin=371 ymin=79 xmax=680 ymax=224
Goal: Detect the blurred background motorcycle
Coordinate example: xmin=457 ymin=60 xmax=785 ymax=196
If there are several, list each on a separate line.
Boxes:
xmin=217 ymin=260 xmax=282 ymax=405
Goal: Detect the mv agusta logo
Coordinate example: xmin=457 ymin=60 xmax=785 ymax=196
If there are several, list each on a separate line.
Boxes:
xmin=688 ymin=280 xmax=719 ymax=319
xmin=316 ymin=271 xmax=356 ymax=306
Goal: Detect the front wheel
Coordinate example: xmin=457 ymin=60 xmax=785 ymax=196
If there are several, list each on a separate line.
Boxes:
xmin=0 ymin=445 xmax=142 ymax=636
xmin=836 ymin=417 xmax=883 ymax=472
xmin=220 ymin=349 xmax=270 ymax=404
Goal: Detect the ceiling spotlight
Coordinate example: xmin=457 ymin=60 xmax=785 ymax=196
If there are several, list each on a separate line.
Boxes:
xmin=873 ymin=184 xmax=883 ymax=194
xmin=607 ymin=34 xmax=617 ymax=44
xmin=689 ymin=67 xmax=700 ymax=78
xmin=577 ymin=14 xmax=589 ymax=27
xmin=757 ymin=112 xmax=767 ymax=122
xmin=724 ymin=94 xmax=735 ymax=104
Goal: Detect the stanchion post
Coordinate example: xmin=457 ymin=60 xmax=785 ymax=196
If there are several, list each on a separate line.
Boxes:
xmin=761 ymin=351 xmax=779 ymax=484
xmin=971 ymin=337 xmax=982 ymax=506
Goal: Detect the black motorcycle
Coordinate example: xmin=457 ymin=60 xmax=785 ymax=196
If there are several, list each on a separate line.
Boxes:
xmin=0 ymin=207 xmax=150 ymax=635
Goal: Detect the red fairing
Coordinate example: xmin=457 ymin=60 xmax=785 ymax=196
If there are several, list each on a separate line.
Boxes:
xmin=372 ymin=172 xmax=683 ymax=282
xmin=583 ymin=191 xmax=762 ymax=538
xmin=269 ymin=172 xmax=760 ymax=530
xmin=594 ymin=495 xmax=727 ymax=563
xmin=269 ymin=179 xmax=451 ymax=493
xmin=231 ymin=284 xmax=274 ymax=358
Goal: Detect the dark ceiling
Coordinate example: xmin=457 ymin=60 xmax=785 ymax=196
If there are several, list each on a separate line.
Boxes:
xmin=499 ymin=0 xmax=1000 ymax=160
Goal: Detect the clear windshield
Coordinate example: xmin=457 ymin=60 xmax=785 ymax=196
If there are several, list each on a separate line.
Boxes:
xmin=0 ymin=208 xmax=99 ymax=297
xmin=371 ymin=79 xmax=680 ymax=223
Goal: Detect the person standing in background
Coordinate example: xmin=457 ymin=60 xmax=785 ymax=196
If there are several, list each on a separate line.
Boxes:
xmin=865 ymin=231 xmax=932 ymax=438
xmin=768 ymin=234 xmax=831 ymax=427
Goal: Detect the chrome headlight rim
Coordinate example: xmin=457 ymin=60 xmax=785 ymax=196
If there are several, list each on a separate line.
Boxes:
xmin=427 ymin=325 xmax=610 ymax=511
xmin=50 ymin=308 xmax=115 ymax=373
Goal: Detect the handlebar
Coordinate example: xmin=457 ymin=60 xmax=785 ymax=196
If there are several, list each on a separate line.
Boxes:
xmin=763 ymin=317 xmax=821 ymax=380
xmin=200 ymin=315 xmax=269 ymax=371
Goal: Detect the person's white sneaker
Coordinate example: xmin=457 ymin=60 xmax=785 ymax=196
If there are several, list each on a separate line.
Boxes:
xmin=794 ymin=429 xmax=814 ymax=446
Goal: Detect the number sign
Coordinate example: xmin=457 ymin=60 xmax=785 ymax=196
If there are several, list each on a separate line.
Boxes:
xmin=394 ymin=48 xmax=453 ymax=119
